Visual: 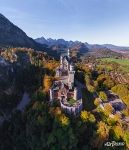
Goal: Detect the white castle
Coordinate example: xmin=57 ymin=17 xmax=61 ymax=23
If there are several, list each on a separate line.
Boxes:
xmin=49 ymin=49 xmax=83 ymax=115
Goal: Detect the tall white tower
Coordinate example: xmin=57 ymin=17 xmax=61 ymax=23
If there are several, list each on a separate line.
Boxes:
xmin=67 ymin=49 xmax=70 ymax=58
xmin=74 ymin=87 xmax=78 ymax=100
xmin=60 ymin=55 xmax=63 ymax=68
xmin=68 ymin=64 xmax=75 ymax=89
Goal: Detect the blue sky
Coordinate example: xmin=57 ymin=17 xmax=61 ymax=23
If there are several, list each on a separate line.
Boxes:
xmin=0 ymin=0 xmax=129 ymax=46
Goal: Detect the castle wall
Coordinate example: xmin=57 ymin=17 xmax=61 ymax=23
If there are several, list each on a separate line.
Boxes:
xmin=60 ymin=99 xmax=83 ymax=115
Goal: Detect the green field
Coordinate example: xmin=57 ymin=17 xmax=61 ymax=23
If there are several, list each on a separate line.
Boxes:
xmin=99 ymin=58 xmax=129 ymax=73
xmin=100 ymin=58 xmax=129 ymax=66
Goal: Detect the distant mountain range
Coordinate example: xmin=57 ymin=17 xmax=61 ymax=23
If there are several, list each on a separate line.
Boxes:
xmin=0 ymin=13 xmax=129 ymax=57
xmin=35 ymin=37 xmax=129 ymax=52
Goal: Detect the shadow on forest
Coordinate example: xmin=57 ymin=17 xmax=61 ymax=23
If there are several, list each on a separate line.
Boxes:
xmin=82 ymin=88 xmax=96 ymax=111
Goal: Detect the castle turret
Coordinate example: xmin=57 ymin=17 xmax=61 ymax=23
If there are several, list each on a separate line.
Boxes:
xmin=49 ymin=88 xmax=53 ymax=102
xmin=60 ymin=55 xmax=63 ymax=68
xmin=67 ymin=49 xmax=70 ymax=58
xmin=68 ymin=64 xmax=75 ymax=89
xmin=74 ymin=87 xmax=78 ymax=100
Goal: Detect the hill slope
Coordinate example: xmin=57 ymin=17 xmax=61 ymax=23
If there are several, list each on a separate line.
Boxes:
xmin=0 ymin=13 xmax=40 ymax=49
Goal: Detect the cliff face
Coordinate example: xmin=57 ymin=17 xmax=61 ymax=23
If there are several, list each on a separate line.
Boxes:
xmin=0 ymin=13 xmax=39 ymax=49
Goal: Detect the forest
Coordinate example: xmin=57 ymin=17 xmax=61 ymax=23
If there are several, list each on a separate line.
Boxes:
xmin=0 ymin=48 xmax=129 ymax=150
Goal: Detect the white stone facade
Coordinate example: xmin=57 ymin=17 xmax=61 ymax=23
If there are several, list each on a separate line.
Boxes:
xmin=49 ymin=49 xmax=83 ymax=115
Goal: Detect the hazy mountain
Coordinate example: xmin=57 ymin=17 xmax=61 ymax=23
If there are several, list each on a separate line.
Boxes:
xmin=0 ymin=13 xmax=41 ymax=49
xmin=35 ymin=37 xmax=75 ymax=47
xmin=35 ymin=37 xmax=129 ymax=52
xmin=102 ymin=44 xmax=129 ymax=51
xmin=35 ymin=37 xmax=89 ymax=53
xmin=35 ymin=37 xmax=108 ymax=51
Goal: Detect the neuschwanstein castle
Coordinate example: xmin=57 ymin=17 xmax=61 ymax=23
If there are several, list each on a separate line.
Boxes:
xmin=49 ymin=49 xmax=83 ymax=115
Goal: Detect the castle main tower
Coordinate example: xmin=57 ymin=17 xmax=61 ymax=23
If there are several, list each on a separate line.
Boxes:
xmin=68 ymin=63 xmax=75 ymax=89
xmin=67 ymin=48 xmax=70 ymax=58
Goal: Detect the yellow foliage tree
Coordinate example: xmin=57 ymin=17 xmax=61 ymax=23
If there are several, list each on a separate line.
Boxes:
xmin=123 ymin=131 xmax=129 ymax=149
xmin=113 ymin=113 xmax=121 ymax=122
xmin=99 ymin=91 xmax=107 ymax=102
xmin=44 ymin=60 xmax=59 ymax=70
xmin=97 ymin=121 xmax=109 ymax=140
xmin=80 ymin=110 xmax=89 ymax=122
xmin=43 ymin=75 xmax=53 ymax=91
xmin=113 ymin=125 xmax=124 ymax=140
xmin=59 ymin=114 xmax=69 ymax=126
xmin=104 ymin=103 xmax=113 ymax=116
xmin=95 ymin=121 xmax=109 ymax=148
xmin=89 ymin=113 xmax=96 ymax=123
xmin=80 ymin=110 xmax=96 ymax=123
xmin=94 ymin=98 xmax=100 ymax=107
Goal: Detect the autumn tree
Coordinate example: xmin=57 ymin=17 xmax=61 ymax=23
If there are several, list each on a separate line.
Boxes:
xmin=94 ymin=98 xmax=100 ymax=107
xmin=113 ymin=125 xmax=124 ymax=140
xmin=104 ymin=103 xmax=114 ymax=116
xmin=107 ymin=113 xmax=121 ymax=126
xmin=122 ymin=108 xmax=129 ymax=117
xmin=88 ymin=113 xmax=96 ymax=123
xmin=111 ymin=84 xmax=129 ymax=107
xmin=93 ymin=121 xmax=109 ymax=148
xmin=99 ymin=91 xmax=107 ymax=102
xmin=80 ymin=110 xmax=96 ymax=123
xmin=103 ymin=77 xmax=115 ymax=89
xmin=80 ymin=110 xmax=89 ymax=122
xmin=87 ymin=85 xmax=95 ymax=93
xmin=123 ymin=131 xmax=129 ymax=149
xmin=43 ymin=75 xmax=53 ymax=91
xmin=58 ymin=114 xmax=70 ymax=126
xmin=43 ymin=60 xmax=59 ymax=71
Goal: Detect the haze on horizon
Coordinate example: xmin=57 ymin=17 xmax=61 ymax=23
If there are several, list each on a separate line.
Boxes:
xmin=0 ymin=0 xmax=129 ymax=46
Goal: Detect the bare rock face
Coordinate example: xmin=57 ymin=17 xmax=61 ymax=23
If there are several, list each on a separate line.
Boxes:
xmin=0 ymin=13 xmax=39 ymax=49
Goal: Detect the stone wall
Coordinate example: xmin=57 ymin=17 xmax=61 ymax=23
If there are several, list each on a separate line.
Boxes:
xmin=60 ymin=99 xmax=83 ymax=115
